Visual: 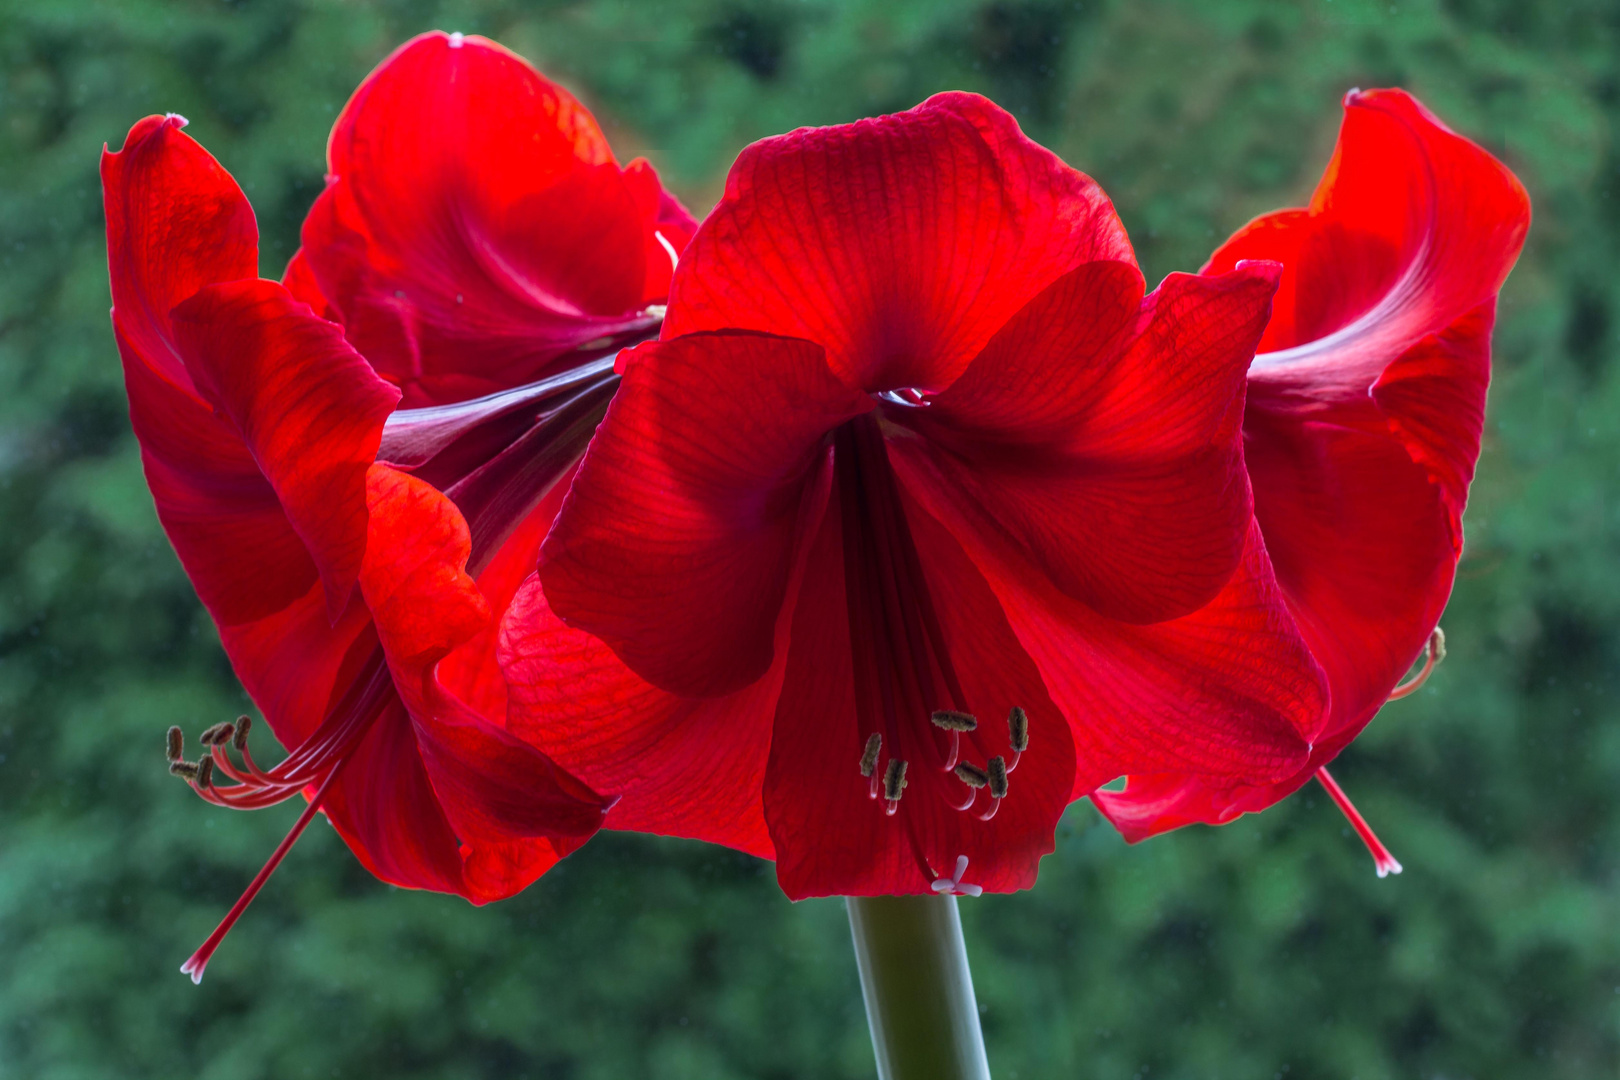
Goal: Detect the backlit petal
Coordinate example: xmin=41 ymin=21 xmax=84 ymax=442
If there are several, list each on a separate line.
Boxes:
xmin=665 ymin=91 xmax=1133 ymax=393
xmin=301 ymin=31 xmax=686 ymax=405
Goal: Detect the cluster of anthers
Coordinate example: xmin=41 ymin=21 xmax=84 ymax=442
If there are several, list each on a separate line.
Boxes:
xmin=858 ymin=705 xmax=1029 ymax=822
xmin=164 ymin=714 xmax=338 ymax=810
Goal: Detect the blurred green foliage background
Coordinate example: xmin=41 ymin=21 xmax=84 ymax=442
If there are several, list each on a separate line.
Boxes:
xmin=1 ymin=0 xmax=1616 ymax=1076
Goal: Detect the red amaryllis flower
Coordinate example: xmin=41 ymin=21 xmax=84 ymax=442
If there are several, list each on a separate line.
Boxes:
xmin=1094 ymin=89 xmax=1531 ymax=873
xmin=104 ymin=31 xmax=694 ymax=981
xmin=501 ymin=92 xmax=1330 ymax=899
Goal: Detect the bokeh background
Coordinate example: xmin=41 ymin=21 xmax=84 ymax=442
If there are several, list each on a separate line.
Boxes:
xmin=2 ymin=0 xmax=1616 ymax=1077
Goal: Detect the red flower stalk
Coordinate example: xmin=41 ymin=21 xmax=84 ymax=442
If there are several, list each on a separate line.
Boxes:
xmin=1093 ymin=89 xmax=1532 ymax=873
xmin=502 ymin=93 xmax=1331 ymax=899
xmin=103 ymin=31 xmax=694 ymax=980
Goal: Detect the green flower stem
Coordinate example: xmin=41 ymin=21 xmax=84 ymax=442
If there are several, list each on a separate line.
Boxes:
xmin=846 ymin=894 xmax=992 ymax=1080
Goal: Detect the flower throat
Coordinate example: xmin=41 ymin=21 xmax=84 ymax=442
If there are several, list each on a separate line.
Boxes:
xmin=833 ymin=412 xmax=1028 ymax=893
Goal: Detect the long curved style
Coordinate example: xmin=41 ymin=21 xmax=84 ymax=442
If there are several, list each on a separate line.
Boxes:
xmin=1093 ymin=89 xmax=1532 ymax=870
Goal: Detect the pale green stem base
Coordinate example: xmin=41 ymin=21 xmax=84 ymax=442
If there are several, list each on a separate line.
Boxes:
xmin=846 ymin=894 xmax=991 ymax=1080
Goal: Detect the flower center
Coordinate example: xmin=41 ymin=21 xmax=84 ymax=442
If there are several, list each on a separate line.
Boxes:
xmin=833 ymin=412 xmax=1029 ymax=889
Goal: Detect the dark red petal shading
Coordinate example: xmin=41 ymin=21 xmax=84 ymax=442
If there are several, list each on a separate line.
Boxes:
xmin=764 ymin=486 xmax=1075 ymax=898
xmin=906 ymin=261 xmax=1277 ymax=623
xmin=899 ymin=438 xmax=1324 ymax=789
xmin=170 ymin=280 xmax=400 ymax=620
xmin=540 ymin=332 xmax=871 ymax=697
xmin=301 ymin=31 xmax=685 ymax=406
xmin=321 ymin=691 xmax=478 ymax=895
xmin=665 ymin=91 xmax=1134 ymax=393
xmin=102 ymin=114 xmax=257 ymax=392
xmin=500 ymin=573 xmax=781 ymax=860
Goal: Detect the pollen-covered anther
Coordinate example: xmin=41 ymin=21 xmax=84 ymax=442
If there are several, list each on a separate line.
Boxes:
xmin=978 ymin=755 xmax=1008 ymax=822
xmin=987 ymin=756 xmax=1008 ymax=799
xmin=930 ymin=710 xmax=977 ymax=732
xmin=232 ymin=715 xmax=252 ymax=751
xmin=200 ymin=721 xmax=235 ymax=747
xmin=1005 ymin=705 xmax=1028 ymax=773
xmin=859 ymin=732 xmax=883 ymax=778
xmin=166 ymin=726 xmax=184 ymax=763
xmin=169 ymin=759 xmax=199 ymax=781
xmin=953 ymin=761 xmax=988 ymax=788
xmin=194 ymin=756 xmax=214 ymax=789
xmin=1007 ymin=706 xmax=1028 ymax=752
xmin=882 ymin=758 xmax=908 ymax=815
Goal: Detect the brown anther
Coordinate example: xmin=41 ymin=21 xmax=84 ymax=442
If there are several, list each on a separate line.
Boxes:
xmin=200 ymin=721 xmax=235 ymax=746
xmin=986 ymin=756 xmax=1008 ymax=799
xmin=233 ymin=715 xmax=252 ymax=751
xmin=883 ymin=758 xmax=909 ymax=801
xmin=194 ymin=756 xmax=214 ymax=789
xmin=169 ymin=760 xmax=199 ymax=781
xmin=859 ymin=732 xmax=883 ymax=778
xmin=930 ymin=710 xmax=977 ymax=732
xmin=166 ymin=726 xmax=184 ymax=763
xmin=953 ymin=761 xmax=988 ymax=788
xmin=1007 ymin=706 xmax=1029 ymax=753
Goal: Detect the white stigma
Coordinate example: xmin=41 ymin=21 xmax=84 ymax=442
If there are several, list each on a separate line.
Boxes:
xmin=448 ymin=32 xmax=465 ymax=48
xmin=929 ymin=854 xmax=982 ymax=898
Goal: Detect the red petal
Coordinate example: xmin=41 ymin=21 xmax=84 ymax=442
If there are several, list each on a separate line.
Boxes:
xmin=359 ymin=464 xmax=490 ymax=665
xmin=102 ymin=114 xmax=258 ymax=393
xmin=436 ymin=463 xmax=576 ymax=723
xmin=902 ymin=449 xmax=1325 ymax=789
xmin=1205 ymin=88 xmax=1529 ymax=365
xmin=539 ymin=332 xmax=870 ymax=697
xmin=665 ymin=92 xmax=1133 ymax=393
xmin=764 ymin=487 xmax=1074 ymax=898
xmin=500 ymin=573 xmax=779 ymax=859
xmin=300 ymin=31 xmax=678 ymax=405
xmin=904 ymin=261 xmax=1277 ymax=623
xmin=103 ymin=118 xmax=394 ymax=629
xmin=170 ymin=281 xmax=400 ymax=620
xmin=1101 ymin=91 xmax=1529 ymax=837
xmin=280 ymin=247 xmax=339 ymax=321
xmin=360 ymin=466 xmax=607 ymax=887
xmin=320 ymin=692 xmax=478 ymax=895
